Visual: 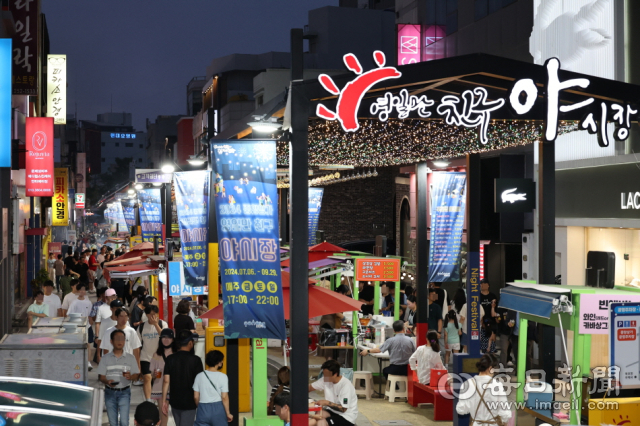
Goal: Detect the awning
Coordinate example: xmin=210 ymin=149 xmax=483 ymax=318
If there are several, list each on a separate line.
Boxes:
xmin=499 ymin=282 xmax=570 ymax=319
xmin=282 ymin=258 xmax=344 ymax=273
xmin=25 ymin=228 xmax=48 ymax=236
xmin=109 ymin=268 xmax=159 ymax=279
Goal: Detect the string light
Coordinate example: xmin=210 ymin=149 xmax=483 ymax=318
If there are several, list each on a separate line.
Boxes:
xmin=276 ymin=119 xmax=578 ymax=166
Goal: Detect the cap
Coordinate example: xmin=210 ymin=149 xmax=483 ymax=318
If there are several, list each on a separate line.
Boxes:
xmin=110 ymin=299 xmax=124 ymax=308
xmin=134 ymin=401 xmax=159 ymax=426
xmin=176 ymin=329 xmax=199 ymax=345
xmin=105 ymin=289 xmax=116 ymax=297
xmin=160 ymin=329 xmax=174 ymax=339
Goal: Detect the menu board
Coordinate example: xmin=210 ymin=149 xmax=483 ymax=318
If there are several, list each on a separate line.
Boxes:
xmin=356 ymin=258 xmax=401 ymax=282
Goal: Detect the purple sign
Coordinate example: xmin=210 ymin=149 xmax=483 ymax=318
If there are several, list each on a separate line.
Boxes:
xmin=135 ymin=169 xmax=172 ymax=184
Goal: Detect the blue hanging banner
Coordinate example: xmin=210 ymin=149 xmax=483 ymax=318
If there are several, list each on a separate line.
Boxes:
xmin=428 ymin=172 xmax=467 ymax=282
xmin=308 ymin=188 xmax=324 ymax=246
xmin=114 ymin=200 xmax=128 ymax=230
xmin=120 ymin=199 xmax=137 ymax=228
xmin=211 ymin=140 xmax=286 ymax=340
xmin=174 ymin=171 xmax=210 ymax=288
xmin=138 ymin=188 xmax=163 ymax=243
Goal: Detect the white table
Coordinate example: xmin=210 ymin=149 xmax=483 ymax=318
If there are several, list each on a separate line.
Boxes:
xmin=357 ymin=344 xmax=390 ymax=396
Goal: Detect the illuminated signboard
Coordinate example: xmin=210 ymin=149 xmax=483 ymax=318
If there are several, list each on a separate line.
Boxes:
xmin=0 ymin=39 xmax=10 ymax=168
xmin=397 ymin=24 xmax=421 ymax=65
xmin=25 ymin=117 xmax=54 ymax=197
xmin=53 ymin=168 xmax=69 ymax=226
xmin=75 ymin=193 xmax=85 ymax=209
xmin=46 ymin=55 xmax=66 ymax=125
xmin=355 ymin=258 xmax=401 ymax=282
xmin=316 ymin=52 xmax=631 ymax=146
xmin=110 ymin=133 xmax=137 ymax=139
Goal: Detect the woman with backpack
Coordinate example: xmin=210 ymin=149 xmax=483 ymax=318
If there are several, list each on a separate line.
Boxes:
xmin=193 ymin=350 xmax=233 ymax=426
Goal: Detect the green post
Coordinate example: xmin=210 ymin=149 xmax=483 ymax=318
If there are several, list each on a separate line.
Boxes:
xmin=516 ymin=316 xmax=528 ymax=404
xmin=394 ymin=280 xmax=400 ymax=321
xmin=252 ymin=339 xmax=268 ymax=419
xmin=374 ymin=282 xmax=380 ymax=315
xmin=330 ymin=272 xmax=335 ymax=291
xmin=352 ymin=280 xmax=360 ymax=370
xmin=570 ymin=295 xmax=590 ymax=425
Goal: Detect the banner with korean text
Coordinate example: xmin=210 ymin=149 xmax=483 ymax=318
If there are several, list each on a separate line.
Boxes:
xmin=120 ymin=198 xmax=137 ymax=228
xmin=138 ymin=188 xmax=163 ymax=242
xmin=26 ymin=117 xmax=54 ymax=197
xmin=308 ymin=188 xmax=324 ymax=245
xmin=11 ymin=0 xmax=37 ymax=95
xmin=46 ymin=55 xmax=66 ymax=124
xmin=174 ymin=171 xmax=209 ymax=288
xmin=113 ymin=200 xmax=128 ymax=230
xmin=211 ymin=141 xmax=286 ymax=340
xmin=53 ymin=168 xmax=69 ymax=226
xmin=428 ymin=172 xmax=467 ymax=282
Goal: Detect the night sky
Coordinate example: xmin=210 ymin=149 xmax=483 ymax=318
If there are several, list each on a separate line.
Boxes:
xmin=41 ymin=1 xmax=338 ymax=131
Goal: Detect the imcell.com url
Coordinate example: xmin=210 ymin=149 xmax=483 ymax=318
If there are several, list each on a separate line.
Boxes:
xmin=484 ymin=401 xmax=619 ymax=411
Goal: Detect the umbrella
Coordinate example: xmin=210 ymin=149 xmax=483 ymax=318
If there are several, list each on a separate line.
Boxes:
xmin=200 ymin=271 xmax=362 ymax=320
xmin=281 ymin=242 xmax=346 ymax=267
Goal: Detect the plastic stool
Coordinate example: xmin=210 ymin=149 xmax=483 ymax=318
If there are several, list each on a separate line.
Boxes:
xmin=384 ymin=375 xmax=408 ymax=402
xmin=352 ymin=371 xmax=374 ymax=400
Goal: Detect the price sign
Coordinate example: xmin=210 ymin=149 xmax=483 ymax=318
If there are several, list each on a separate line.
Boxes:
xmin=75 ymin=193 xmax=85 ymax=209
xmin=355 ymin=258 xmax=401 ymax=282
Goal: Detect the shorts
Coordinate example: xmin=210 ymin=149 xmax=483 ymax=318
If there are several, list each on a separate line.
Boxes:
xmin=140 ymin=361 xmax=151 ymax=375
xmin=326 ymin=412 xmax=354 ymax=426
xmin=446 ymin=343 xmax=460 ymax=352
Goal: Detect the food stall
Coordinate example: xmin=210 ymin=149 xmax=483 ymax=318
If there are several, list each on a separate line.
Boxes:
xmin=499 ymin=281 xmax=640 ymax=425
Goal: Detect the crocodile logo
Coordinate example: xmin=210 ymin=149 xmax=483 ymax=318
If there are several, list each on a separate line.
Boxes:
xmin=501 ymin=188 xmax=527 ymax=204
xmin=316 ymin=51 xmax=402 ymax=132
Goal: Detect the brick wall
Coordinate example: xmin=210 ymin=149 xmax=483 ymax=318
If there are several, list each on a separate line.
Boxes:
xmin=316 ymin=166 xmax=398 ymax=246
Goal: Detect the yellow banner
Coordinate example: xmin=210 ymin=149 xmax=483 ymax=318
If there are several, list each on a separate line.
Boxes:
xmin=53 ymin=168 xmax=69 ymax=226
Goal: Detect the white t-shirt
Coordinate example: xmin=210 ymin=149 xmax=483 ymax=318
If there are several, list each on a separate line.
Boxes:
xmin=409 ymin=345 xmax=445 ymax=385
xmin=137 ymin=320 xmax=168 ymax=363
xmin=311 ymin=377 xmax=358 ymax=424
xmin=460 ymin=303 xmax=485 ymax=329
xmin=95 ymin=304 xmax=112 ymax=324
xmin=43 ymin=294 xmax=61 ymax=318
xmin=101 ymin=325 xmax=142 ymax=356
xmin=61 ymin=293 xmax=78 ymax=311
xmin=193 ymin=371 xmax=228 ymax=403
xmin=68 ymin=298 xmax=93 ymax=317
xmin=98 ymin=317 xmax=117 ymax=343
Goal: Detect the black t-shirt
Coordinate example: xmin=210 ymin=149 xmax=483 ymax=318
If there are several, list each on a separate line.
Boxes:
xmin=164 ymin=351 xmax=204 ymax=410
xmin=174 ymin=314 xmax=195 ymax=335
xmin=480 ymin=292 xmax=498 ymax=323
xmin=130 ymin=304 xmax=144 ymax=330
xmin=359 ymin=285 xmax=374 ymax=316
xmin=427 ymin=302 xmax=442 ymax=332
xmin=64 ymin=256 xmax=75 ymax=271
xmin=73 ymin=263 xmax=89 ymax=284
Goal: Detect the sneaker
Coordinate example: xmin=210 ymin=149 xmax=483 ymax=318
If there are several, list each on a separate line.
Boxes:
xmin=133 ymin=379 xmax=144 ymax=386
xmin=88 ymin=365 xmax=93 ymax=371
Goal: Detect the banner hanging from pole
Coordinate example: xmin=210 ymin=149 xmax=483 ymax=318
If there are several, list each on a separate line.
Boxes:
xmin=120 ymin=198 xmax=137 ymax=228
xmin=428 ymin=172 xmax=467 ymax=282
xmin=114 ymin=200 xmax=128 ymax=231
xmin=211 ymin=140 xmax=286 ymax=340
xmin=174 ymin=171 xmax=209 ymax=287
xmin=308 ymin=188 xmax=324 ymax=245
xmin=138 ymin=188 xmax=163 ymax=242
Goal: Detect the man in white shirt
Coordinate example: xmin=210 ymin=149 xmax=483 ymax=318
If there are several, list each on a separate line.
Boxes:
xmin=60 ymin=280 xmax=81 ymax=316
xmin=102 ymin=307 xmax=142 ymax=375
xmin=95 ymin=289 xmax=118 ymax=340
xmin=42 ymin=280 xmax=61 ymax=318
xmin=308 ymin=360 xmax=358 ymax=426
xmin=67 ymin=284 xmax=93 ymax=317
xmin=96 ymin=299 xmax=123 ymax=363
xmin=137 ymin=304 xmax=168 ymax=400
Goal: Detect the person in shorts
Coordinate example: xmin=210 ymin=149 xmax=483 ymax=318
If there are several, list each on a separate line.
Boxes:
xmin=443 ymin=309 xmax=462 ymax=365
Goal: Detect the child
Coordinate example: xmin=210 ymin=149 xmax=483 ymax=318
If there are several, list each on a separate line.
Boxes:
xmin=444 ymin=310 xmax=462 ymax=365
xmin=480 ymin=316 xmax=496 ymax=354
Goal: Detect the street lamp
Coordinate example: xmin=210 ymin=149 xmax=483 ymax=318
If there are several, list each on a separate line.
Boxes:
xmin=187 ymin=155 xmax=206 ymax=166
xmin=161 ymin=164 xmax=175 ymax=174
xmin=134 ymin=183 xmax=143 ymax=190
xmin=247 ymin=116 xmax=282 ymax=133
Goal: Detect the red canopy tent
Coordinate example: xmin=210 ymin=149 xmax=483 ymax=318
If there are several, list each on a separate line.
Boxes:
xmin=280 ymin=242 xmax=346 ymax=268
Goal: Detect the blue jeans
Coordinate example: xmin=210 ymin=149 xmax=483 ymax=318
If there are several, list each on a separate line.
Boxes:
xmin=105 ymin=387 xmax=131 ymax=426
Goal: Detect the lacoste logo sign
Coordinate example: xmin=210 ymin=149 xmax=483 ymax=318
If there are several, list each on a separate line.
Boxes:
xmin=501 ymin=188 xmax=527 ymax=204
xmin=316 ymin=51 xmax=401 ymax=132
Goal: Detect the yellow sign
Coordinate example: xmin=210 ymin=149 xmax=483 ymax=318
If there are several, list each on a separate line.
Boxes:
xmin=46 ymin=55 xmax=66 ymax=125
xmin=53 ymin=168 xmax=69 ymax=226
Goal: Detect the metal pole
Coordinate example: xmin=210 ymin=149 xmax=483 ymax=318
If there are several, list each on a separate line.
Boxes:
xmin=164 ymin=182 xmax=174 ymax=329
xmin=289 ymin=27 xmax=310 ymax=426
xmin=538 ymin=141 xmax=556 ymax=385
xmin=415 ymin=163 xmax=428 ymax=347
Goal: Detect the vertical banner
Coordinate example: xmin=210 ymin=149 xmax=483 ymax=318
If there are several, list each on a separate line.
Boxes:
xmin=174 ymin=171 xmax=209 ymax=287
xmin=114 ymin=200 xmax=128 ymax=230
xmin=428 ymin=172 xmax=467 ymax=282
xmin=120 ymin=198 xmax=137 ymax=228
xmin=52 ymin=168 xmax=69 ymax=226
xmin=397 ymin=24 xmax=421 ymax=65
xmin=138 ymin=188 xmax=163 ymax=242
xmin=11 ymin=0 xmax=37 ymax=95
xmin=308 ymin=187 xmax=324 ymax=246
xmin=0 ymin=39 xmax=11 ymax=168
xmin=26 ymin=117 xmax=54 ymax=197
xmin=211 ymin=141 xmax=286 ymax=340
xmin=610 ymin=303 xmax=640 ymax=389
xmin=46 ymin=54 xmax=66 ymax=124
xmin=76 ymin=153 xmax=86 ymax=195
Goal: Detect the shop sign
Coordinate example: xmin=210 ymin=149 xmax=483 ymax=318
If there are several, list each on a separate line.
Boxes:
xmin=46 ymin=55 xmax=66 ymax=124
xmin=355 ymin=258 xmax=400 ymax=281
xmin=11 ymin=0 xmax=37 ymax=95
xmin=135 ymin=169 xmax=172 ymax=184
xmin=52 ymin=168 xmax=69 ymax=227
xmin=397 ymin=24 xmax=420 ymax=65
xmin=494 ymin=178 xmax=536 ymax=213
xmin=164 ymin=261 xmax=207 ymax=297
xmin=317 ymin=52 xmax=634 ymax=146
xmin=26 ymin=117 xmax=54 ymax=197
xmin=609 ymin=303 xmax=640 ymax=389
xmin=76 ymin=153 xmax=86 ymax=195
xmin=48 ymin=242 xmax=61 ymax=254
xmin=580 ymin=293 xmax=640 ymax=334
xmin=74 ymin=193 xmax=84 ymax=209
xmin=0 ymin=39 xmax=11 ymax=168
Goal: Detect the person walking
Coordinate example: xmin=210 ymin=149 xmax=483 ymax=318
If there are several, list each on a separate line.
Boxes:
xmin=61 ymin=280 xmax=81 ymax=317
xmin=42 ymin=280 xmax=61 ymax=319
xmin=134 ymin=401 xmax=160 ymax=426
xmin=173 ymin=300 xmax=196 ymax=335
xmin=455 ymin=353 xmax=512 ymax=426
xmin=101 ymin=308 xmax=142 ymax=378
xmin=138 ymin=304 xmax=168 ymax=401
xmin=359 ymin=320 xmax=415 ymax=378
xmin=27 ymin=290 xmax=49 ymax=330
xmin=97 ymin=329 xmax=141 ymax=426
xmin=444 ymin=310 xmax=462 ymax=365
xmin=409 ymin=330 xmax=445 ymax=385
xmin=161 ymin=330 xmax=204 ymax=426
xmin=97 ymin=299 xmax=124 ymax=363
xmin=149 ymin=329 xmax=175 ymax=426
xmin=54 ymin=254 xmax=65 ymax=292
xmin=193 ymin=350 xmax=233 ymax=426
xmin=67 ymin=284 xmax=93 ymax=317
